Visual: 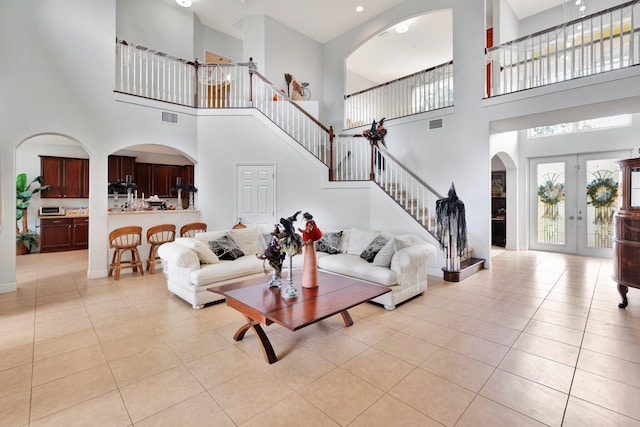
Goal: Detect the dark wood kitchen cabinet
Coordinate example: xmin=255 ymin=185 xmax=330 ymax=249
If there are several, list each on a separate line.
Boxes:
xmin=108 ymin=155 xmax=136 ymax=183
xmin=40 ymin=156 xmax=89 ymax=198
xmin=72 ymin=217 xmax=89 ymax=249
xmin=135 ymin=162 xmax=153 ymax=198
xmin=40 ymin=216 xmax=89 ymax=253
xmin=135 ymin=163 xmax=193 ymax=198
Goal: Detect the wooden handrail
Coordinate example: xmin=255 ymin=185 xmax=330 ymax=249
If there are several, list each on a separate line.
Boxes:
xmin=252 ymin=70 xmax=332 ymax=134
xmin=486 ymin=0 xmax=639 ymax=53
xmin=344 ymin=60 xmax=453 ymax=99
xmin=335 ymin=133 xmax=443 ymax=198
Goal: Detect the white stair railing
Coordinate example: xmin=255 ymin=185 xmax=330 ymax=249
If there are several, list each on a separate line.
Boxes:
xmin=196 ymin=63 xmax=250 ymax=108
xmin=251 ymin=71 xmax=332 ymax=165
xmin=344 ymin=61 xmax=454 ymax=129
xmin=374 ymin=144 xmax=443 ymax=236
xmin=486 ymin=0 xmax=640 ymax=96
xmin=331 ymin=133 xmax=443 ymax=236
xmin=116 ymin=39 xmax=196 ymax=105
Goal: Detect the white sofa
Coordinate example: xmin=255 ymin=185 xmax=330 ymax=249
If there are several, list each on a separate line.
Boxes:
xmin=157 ymin=226 xmax=437 ymax=310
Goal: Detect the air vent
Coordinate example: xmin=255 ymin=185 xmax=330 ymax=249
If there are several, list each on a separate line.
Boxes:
xmin=161 ymin=111 xmax=178 ymax=125
xmin=429 ymin=118 xmax=443 ymax=129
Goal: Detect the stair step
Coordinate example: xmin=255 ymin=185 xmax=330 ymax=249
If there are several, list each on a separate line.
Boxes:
xmin=442 ymin=257 xmax=485 ymax=282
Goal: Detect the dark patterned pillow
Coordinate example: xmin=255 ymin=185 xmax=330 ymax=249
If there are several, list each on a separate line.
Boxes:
xmin=360 ymin=235 xmax=389 ymax=263
xmin=315 ymin=231 xmax=343 ymax=254
xmin=208 ymin=234 xmax=245 ymax=260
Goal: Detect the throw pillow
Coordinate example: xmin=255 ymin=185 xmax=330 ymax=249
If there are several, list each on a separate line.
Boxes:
xmin=229 ymin=227 xmax=261 ymax=255
xmin=174 ymin=237 xmax=219 ymax=264
xmin=209 ymin=234 xmax=245 ymax=260
xmin=360 ymin=235 xmax=389 ymax=263
xmin=373 ymin=237 xmax=396 ymax=267
xmin=315 ymin=231 xmax=343 ymax=254
xmin=346 ymin=228 xmax=379 ymax=255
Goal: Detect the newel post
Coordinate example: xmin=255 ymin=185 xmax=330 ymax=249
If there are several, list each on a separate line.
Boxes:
xmin=248 ymin=57 xmax=256 ymax=107
xmin=329 ymin=126 xmax=334 ymax=181
xmin=193 ymin=59 xmax=199 ymax=108
xmin=369 ymin=140 xmax=375 ymax=181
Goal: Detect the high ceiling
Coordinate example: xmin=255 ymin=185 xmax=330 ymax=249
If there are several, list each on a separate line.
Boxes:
xmin=188 ymin=0 xmax=569 ymax=45
xmin=184 ymin=0 xmax=587 ymax=86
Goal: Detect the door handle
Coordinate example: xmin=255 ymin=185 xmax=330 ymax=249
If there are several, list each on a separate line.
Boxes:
xmin=569 ymin=216 xmax=575 ymax=220
xmin=577 ymin=216 xmax=583 ymax=220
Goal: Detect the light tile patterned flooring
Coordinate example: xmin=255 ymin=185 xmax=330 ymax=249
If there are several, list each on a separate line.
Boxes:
xmin=2 ymin=249 xmax=640 ymax=426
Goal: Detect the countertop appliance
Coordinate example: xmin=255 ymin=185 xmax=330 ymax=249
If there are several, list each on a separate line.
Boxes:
xmin=39 ymin=206 xmax=66 ymax=216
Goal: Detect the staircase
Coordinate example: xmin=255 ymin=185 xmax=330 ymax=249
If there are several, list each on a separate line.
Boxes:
xmin=114 ymin=41 xmax=484 ymax=280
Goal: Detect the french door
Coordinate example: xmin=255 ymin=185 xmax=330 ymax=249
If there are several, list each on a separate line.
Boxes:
xmin=529 ymin=151 xmax=627 ymax=257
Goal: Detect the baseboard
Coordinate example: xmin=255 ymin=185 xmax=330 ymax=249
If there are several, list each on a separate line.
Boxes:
xmin=0 ymin=282 xmax=17 ymax=293
xmin=442 ymin=257 xmax=485 ymax=282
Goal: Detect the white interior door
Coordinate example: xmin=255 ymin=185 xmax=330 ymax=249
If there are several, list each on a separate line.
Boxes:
xmin=236 ymin=164 xmax=275 ymax=226
xmin=529 ymin=151 xmax=627 ymax=256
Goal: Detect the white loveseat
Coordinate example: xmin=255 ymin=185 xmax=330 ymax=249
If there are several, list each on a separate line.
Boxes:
xmin=157 ymin=226 xmax=437 ymax=310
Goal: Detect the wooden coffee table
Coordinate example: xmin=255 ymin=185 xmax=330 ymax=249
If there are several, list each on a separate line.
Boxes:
xmin=209 ymin=270 xmax=390 ymax=364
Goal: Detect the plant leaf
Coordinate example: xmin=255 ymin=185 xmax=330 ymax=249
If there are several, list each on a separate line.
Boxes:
xmin=16 ymin=173 xmax=27 ymax=192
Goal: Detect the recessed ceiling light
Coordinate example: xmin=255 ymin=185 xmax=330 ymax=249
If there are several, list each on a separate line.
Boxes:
xmin=579 ymin=5 xmax=586 ymax=11
xmin=395 ymin=25 xmax=409 ymax=34
xmin=575 ymin=0 xmax=581 ymax=5
xmin=176 ymin=0 xmax=192 ymax=7
xmin=356 ymin=6 xmax=363 ymax=12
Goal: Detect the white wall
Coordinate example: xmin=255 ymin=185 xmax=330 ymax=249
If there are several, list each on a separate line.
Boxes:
xmin=519 ymin=0 xmax=625 ymax=38
xmin=195 ymin=18 xmax=243 ymax=63
xmin=116 ymin=0 xmax=194 ymax=59
xmin=194 ymin=110 xmax=372 ymax=232
xmin=496 ymin=0 xmax=519 ymax=44
xmin=264 ymin=16 xmax=324 ymax=108
xmin=345 ymin=70 xmax=378 ymax=97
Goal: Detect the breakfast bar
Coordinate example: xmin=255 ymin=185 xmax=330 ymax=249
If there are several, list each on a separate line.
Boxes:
xmin=107 ymin=209 xmax=201 ymax=270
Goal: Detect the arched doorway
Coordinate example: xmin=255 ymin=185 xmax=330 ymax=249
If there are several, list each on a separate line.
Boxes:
xmin=15 ymin=133 xmax=91 ymax=265
xmin=491 ymin=151 xmax=517 ymax=251
xmin=345 ymin=9 xmax=453 ymax=95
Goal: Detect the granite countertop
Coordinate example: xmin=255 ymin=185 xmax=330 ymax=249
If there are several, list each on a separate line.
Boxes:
xmin=39 ymin=215 xmax=89 ymax=219
xmin=108 ymin=209 xmax=200 ymax=215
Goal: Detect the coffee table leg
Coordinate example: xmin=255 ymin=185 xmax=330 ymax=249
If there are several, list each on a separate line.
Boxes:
xmin=340 ymin=310 xmax=354 ymax=327
xmin=233 ymin=316 xmax=278 ymax=364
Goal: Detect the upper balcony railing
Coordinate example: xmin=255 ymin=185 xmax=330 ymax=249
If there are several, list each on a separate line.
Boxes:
xmin=343 ymin=61 xmax=454 ymax=129
xmin=114 ymin=38 xmax=442 ymax=239
xmin=486 ymin=0 xmax=640 ymax=97
xmin=115 ymin=39 xmax=330 ymax=164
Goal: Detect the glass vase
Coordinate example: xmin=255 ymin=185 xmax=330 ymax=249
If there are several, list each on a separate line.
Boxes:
xmin=176 ymin=189 xmax=183 ymax=210
xmin=188 ymin=192 xmax=195 ymax=210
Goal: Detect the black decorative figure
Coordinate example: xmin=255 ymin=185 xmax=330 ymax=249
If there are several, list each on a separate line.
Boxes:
xmin=436 ymin=183 xmax=468 ymax=272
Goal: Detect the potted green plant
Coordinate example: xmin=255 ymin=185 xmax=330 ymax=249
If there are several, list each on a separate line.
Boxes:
xmin=16 ymin=230 xmax=40 ymax=254
xmin=16 ymin=173 xmax=50 ymax=254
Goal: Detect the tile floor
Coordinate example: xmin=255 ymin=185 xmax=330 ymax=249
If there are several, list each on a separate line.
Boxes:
xmin=2 ymin=249 xmax=640 ymax=426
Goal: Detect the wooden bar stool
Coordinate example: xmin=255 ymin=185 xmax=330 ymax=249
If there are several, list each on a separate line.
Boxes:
xmin=180 ymin=222 xmax=207 ymax=237
xmin=147 ymin=224 xmax=176 ymax=273
xmin=108 ymin=226 xmax=144 ymax=280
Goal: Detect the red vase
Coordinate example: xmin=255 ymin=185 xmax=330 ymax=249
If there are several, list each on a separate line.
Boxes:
xmin=301 ymin=242 xmax=319 ymax=288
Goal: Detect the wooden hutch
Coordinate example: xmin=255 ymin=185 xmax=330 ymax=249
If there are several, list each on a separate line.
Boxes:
xmin=613 ymin=157 xmax=640 ymax=308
